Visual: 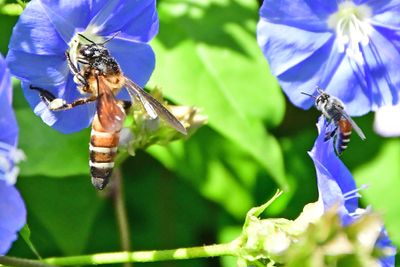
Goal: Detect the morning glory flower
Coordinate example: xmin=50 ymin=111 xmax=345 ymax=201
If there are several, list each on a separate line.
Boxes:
xmin=257 ymin=0 xmax=400 ymax=116
xmin=0 ymin=54 xmax=27 ymax=255
xmin=309 ymin=117 xmax=395 ymax=266
xmin=7 ymin=0 xmax=159 ymax=133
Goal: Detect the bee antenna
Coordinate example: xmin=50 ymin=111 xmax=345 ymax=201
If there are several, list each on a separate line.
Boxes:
xmin=77 ymin=33 xmax=96 ymax=45
xmin=101 ymin=31 xmax=120 ymax=45
xmin=315 ymin=86 xmax=325 ymax=94
xmin=301 ymin=92 xmax=316 ymax=99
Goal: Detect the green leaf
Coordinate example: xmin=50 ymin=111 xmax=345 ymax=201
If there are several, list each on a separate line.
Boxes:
xmin=19 ymin=224 xmax=42 ymax=259
xmin=15 ymin=107 xmax=90 ymax=177
xmin=149 ymin=0 xmax=287 ymax=189
xmin=18 ymin=175 xmax=104 ymax=255
xmin=147 ymin=127 xmax=280 ymax=219
xmin=0 ymin=3 xmax=23 ymax=15
xmin=353 ymin=139 xmax=400 ymax=246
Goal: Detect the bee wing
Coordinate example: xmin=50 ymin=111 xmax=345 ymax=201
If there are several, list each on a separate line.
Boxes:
xmin=97 ymin=76 xmax=126 ymax=132
xmin=124 ymin=78 xmax=187 ymax=135
xmin=338 ymin=109 xmax=366 ymax=140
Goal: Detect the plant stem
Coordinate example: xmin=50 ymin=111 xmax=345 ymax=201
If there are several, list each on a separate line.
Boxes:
xmin=0 ymin=256 xmax=56 ymax=267
xmin=40 ymin=242 xmax=238 ymax=266
xmin=112 ymin=167 xmax=132 ymax=267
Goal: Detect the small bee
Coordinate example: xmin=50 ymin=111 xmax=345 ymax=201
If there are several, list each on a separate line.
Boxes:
xmin=30 ymin=33 xmax=187 ymax=190
xmin=302 ymin=87 xmax=366 ymax=155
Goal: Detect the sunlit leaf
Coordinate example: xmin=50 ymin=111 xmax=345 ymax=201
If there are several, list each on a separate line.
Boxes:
xmin=149 ymin=0 xmax=287 ymax=188
xmin=147 ymin=127 xmax=280 ymax=219
xmin=354 ymin=139 xmax=400 ymax=245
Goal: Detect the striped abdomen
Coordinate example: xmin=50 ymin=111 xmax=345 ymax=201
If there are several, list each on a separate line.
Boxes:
xmin=335 ymin=118 xmax=352 ymax=155
xmin=89 ymin=114 xmax=120 ymax=190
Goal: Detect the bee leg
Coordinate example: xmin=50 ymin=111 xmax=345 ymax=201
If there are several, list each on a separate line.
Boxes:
xmin=333 ymin=134 xmax=342 ymax=156
xmin=324 ymin=126 xmax=337 ymax=142
xmin=65 ymin=51 xmax=88 ymax=87
xmin=29 ymin=85 xmax=97 ymax=111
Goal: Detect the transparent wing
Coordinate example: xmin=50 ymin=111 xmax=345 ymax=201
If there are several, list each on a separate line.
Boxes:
xmin=124 ymin=78 xmax=187 ymax=135
xmin=97 ymin=75 xmax=126 ymax=132
xmin=334 ymin=104 xmax=366 ymax=140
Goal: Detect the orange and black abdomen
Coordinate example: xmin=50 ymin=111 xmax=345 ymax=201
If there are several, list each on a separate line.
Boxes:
xmin=89 ymin=114 xmax=120 ymax=190
xmin=336 ymin=118 xmax=352 ymax=155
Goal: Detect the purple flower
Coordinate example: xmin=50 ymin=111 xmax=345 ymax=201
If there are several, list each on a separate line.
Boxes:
xmin=257 ymin=0 xmax=400 ymax=116
xmin=0 ymin=54 xmax=26 ymax=255
xmin=6 ymin=0 xmax=159 ymax=133
xmin=309 ymin=117 xmax=395 ymax=266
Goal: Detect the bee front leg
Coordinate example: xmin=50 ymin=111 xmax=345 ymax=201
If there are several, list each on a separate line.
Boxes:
xmin=324 ymin=126 xmax=337 ymax=142
xmin=30 ymin=85 xmax=97 ymax=111
xmin=65 ymin=51 xmax=88 ymax=87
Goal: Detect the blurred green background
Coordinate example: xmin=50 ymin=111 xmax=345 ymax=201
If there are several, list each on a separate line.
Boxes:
xmin=1 ymin=0 xmax=399 ymax=266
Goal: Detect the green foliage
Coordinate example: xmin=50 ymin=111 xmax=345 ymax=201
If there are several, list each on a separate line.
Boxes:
xmin=149 ymin=0 xmax=287 ymax=189
xmin=354 ymin=139 xmax=400 ymax=245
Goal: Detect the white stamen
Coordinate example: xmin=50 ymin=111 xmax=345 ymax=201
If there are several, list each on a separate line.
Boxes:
xmin=328 ymin=1 xmax=373 ymax=65
xmin=0 ymin=142 xmax=26 ymax=185
xmin=343 ymin=184 xmax=369 ymax=201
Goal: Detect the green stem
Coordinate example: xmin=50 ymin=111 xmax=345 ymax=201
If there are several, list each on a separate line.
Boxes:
xmin=41 ymin=241 xmax=238 ymax=266
xmin=112 ymin=167 xmax=133 ymax=267
xmin=0 ymin=256 xmax=56 ymax=267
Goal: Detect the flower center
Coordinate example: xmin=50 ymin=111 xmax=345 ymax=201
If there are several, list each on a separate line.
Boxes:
xmin=328 ymin=1 xmax=373 ymax=64
xmin=0 ymin=142 xmax=25 ymax=185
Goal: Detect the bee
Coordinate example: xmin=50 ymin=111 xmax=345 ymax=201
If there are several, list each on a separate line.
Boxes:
xmin=302 ymin=87 xmax=366 ymax=155
xmin=30 ymin=33 xmax=187 ymax=190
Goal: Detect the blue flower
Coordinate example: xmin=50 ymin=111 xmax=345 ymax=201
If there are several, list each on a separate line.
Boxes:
xmin=257 ymin=0 xmax=400 ymax=116
xmin=6 ymin=0 xmax=159 ymax=133
xmin=309 ymin=117 xmax=395 ymax=266
xmin=0 ymin=54 xmax=26 ymax=255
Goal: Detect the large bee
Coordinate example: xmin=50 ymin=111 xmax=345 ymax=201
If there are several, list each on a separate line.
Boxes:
xmin=302 ymin=87 xmax=366 ymax=155
xmin=30 ymin=34 xmax=187 ymax=190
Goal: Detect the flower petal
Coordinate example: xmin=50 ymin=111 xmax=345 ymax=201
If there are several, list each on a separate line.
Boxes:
xmin=0 ymin=181 xmax=26 ymax=255
xmin=0 ymin=57 xmax=18 ymax=146
xmin=257 ymin=19 xmax=333 ymax=77
xmin=36 ymin=0 xmax=91 ymax=43
xmin=259 ymin=0 xmax=334 ymax=31
xmin=322 ymin=27 xmax=400 ymax=115
xmin=375 ymin=229 xmax=396 ymax=267
xmin=309 ymin=117 xmax=358 ymax=218
xmin=361 ymin=0 xmax=400 ymax=17
xmin=274 ymin=38 xmax=339 ymax=110
xmin=21 ymin=76 xmax=96 ymax=133
xmin=7 ymin=0 xmax=69 ymax=55
xmin=6 ymin=50 xmax=68 ymax=85
xmin=90 ymin=0 xmax=158 ymax=42
xmin=107 ymin=38 xmax=155 ymax=99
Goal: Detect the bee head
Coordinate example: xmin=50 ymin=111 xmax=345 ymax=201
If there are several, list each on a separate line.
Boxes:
xmin=79 ymin=44 xmax=109 ymax=59
xmin=301 ymin=87 xmax=331 ymax=111
xmin=315 ymin=92 xmax=330 ymax=107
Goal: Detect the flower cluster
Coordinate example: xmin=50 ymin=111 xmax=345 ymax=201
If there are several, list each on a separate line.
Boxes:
xmin=235 ymin=118 xmax=395 ymax=266
xmin=7 ymin=0 xmax=159 ymax=133
xmin=309 ymin=117 xmax=395 ymax=266
xmin=257 ymin=0 xmax=400 ymax=115
xmin=0 ymin=54 xmax=26 ymax=255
